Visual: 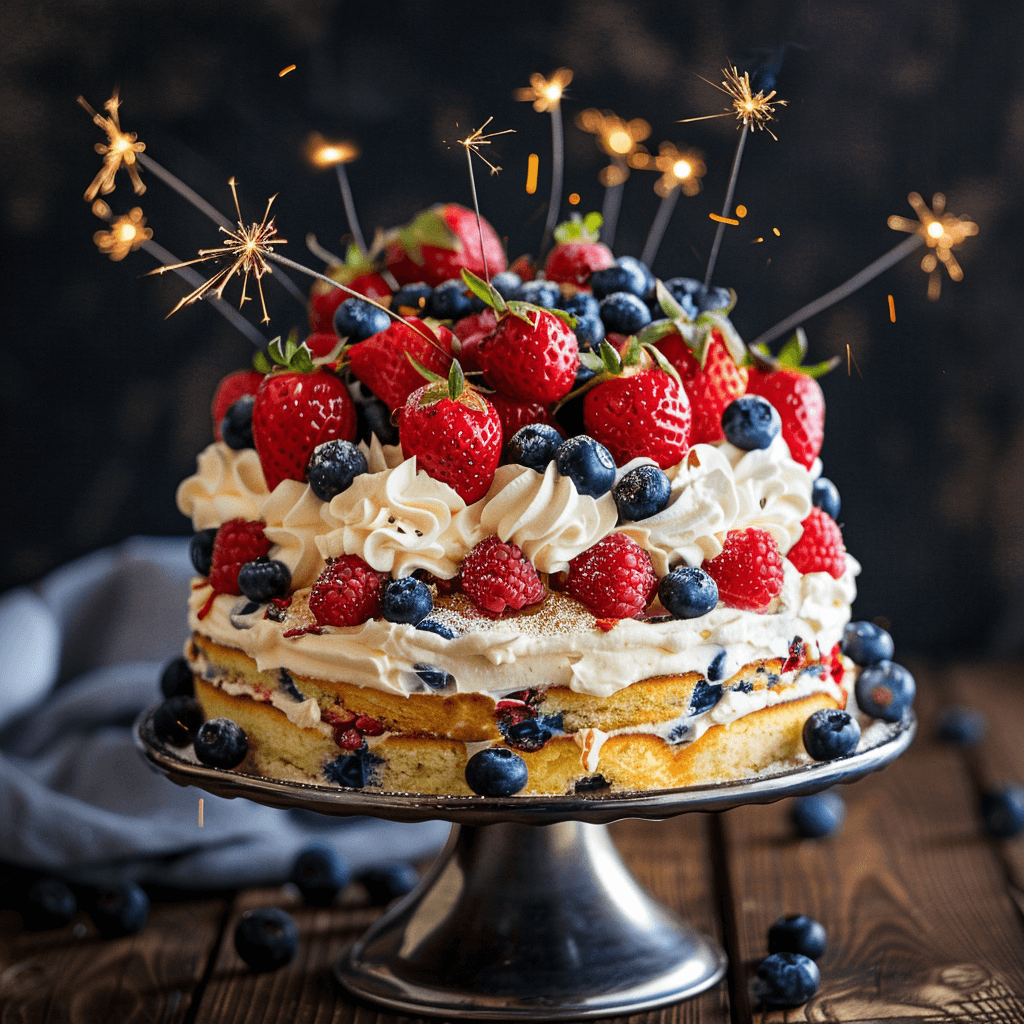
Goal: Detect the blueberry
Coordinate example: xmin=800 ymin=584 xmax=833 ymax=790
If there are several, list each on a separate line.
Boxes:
xmin=413 ymin=663 xmax=453 ymax=690
xmin=614 ymin=464 xmax=671 ymax=521
xmin=841 ymin=621 xmax=894 ymax=666
xmin=979 ymin=784 xmax=1024 ymax=838
xmin=936 ymin=706 xmax=987 ymax=746
xmin=659 ymin=567 xmax=719 ymax=619
xmin=357 ymin=397 xmax=399 ymax=447
xmin=334 ymin=296 xmax=390 ymax=341
xmin=160 ymin=656 xmax=194 ymax=699
xmin=791 ymin=791 xmax=846 ymax=838
xmin=307 ymin=439 xmax=368 ymax=501
xmin=689 ymin=680 xmax=724 ymax=715
xmin=238 ymin=557 xmax=291 ymax=603
xmin=465 ymin=747 xmax=529 ymax=796
xmin=390 ymin=282 xmax=433 ymax=317
xmin=754 ymin=952 xmax=821 ymax=1007
xmin=89 ymin=882 xmax=149 ymax=938
xmin=428 ymin=279 xmax=475 ymax=320
xmin=591 ymin=258 xmax=652 ymax=299
xmin=722 ymin=395 xmax=781 ymax=450
xmin=230 ymin=597 xmax=265 ymax=629
xmin=572 ymin=312 xmax=606 ymax=352
xmin=507 ymin=423 xmax=563 ymax=473
xmin=290 ymin=845 xmax=351 ymax=906
xmin=415 ymin=619 xmax=458 ymax=640
xmin=503 ymin=713 xmax=563 ymax=752
xmin=599 ymin=292 xmax=652 ymax=334
xmin=768 ymin=914 xmax=828 ymax=960
xmin=802 ymin=708 xmax=861 ymax=761
xmin=696 ymin=284 xmax=731 ymax=313
xmin=221 ymin=395 xmax=255 ymax=450
xmin=706 ymin=650 xmax=735 ymax=682
xmin=555 ymin=435 xmax=617 ymax=498
xmin=357 ymin=862 xmax=420 ymax=905
xmin=153 ymin=695 xmax=204 ymax=747
xmin=574 ymin=363 xmax=597 ymax=388
xmin=24 ymin=878 xmax=77 ymax=930
xmin=234 ymin=907 xmax=299 ymax=971
xmin=661 ymin=277 xmax=701 ymax=318
xmin=382 ymin=577 xmax=433 ymax=625
xmin=194 ymin=717 xmax=248 ymax=769
xmin=812 ymin=477 xmax=841 ymax=520
xmin=517 ymin=279 xmax=561 ymax=308
xmin=324 ymin=749 xmax=379 ymax=788
xmin=489 ymin=271 xmax=522 ymax=299
xmin=560 ymin=292 xmax=600 ymax=319
xmin=855 ymin=661 xmax=915 ymax=722
xmin=189 ymin=527 xmax=218 ymax=576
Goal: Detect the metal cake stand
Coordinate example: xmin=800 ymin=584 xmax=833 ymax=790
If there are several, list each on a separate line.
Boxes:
xmin=135 ymin=706 xmax=914 ymax=1020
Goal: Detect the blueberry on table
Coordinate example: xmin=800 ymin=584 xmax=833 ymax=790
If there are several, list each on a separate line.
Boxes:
xmin=791 ymin=790 xmax=846 ymax=838
xmin=220 ymin=394 xmax=255 ymax=450
xmin=307 ymin=439 xmax=368 ymax=501
xmin=855 ymin=661 xmax=915 ymax=722
xmin=812 ymin=477 xmax=841 ymax=520
xmin=936 ymin=706 xmax=987 ymax=746
xmin=613 ymin=464 xmax=671 ymax=521
xmin=465 ymin=747 xmax=529 ymax=797
xmin=381 ymin=577 xmax=433 ymax=625
xmin=189 ymin=527 xmax=218 ymax=576
xmin=754 ymin=952 xmax=821 ymax=1007
xmin=507 ymin=423 xmax=563 ymax=473
xmin=802 ymin=708 xmax=861 ymax=761
xmin=153 ymin=696 xmax=204 ymax=747
xmin=554 ymin=435 xmax=617 ymax=498
xmin=357 ymin=862 xmax=420 ymax=905
xmin=290 ymin=846 xmax=351 ymax=907
xmin=979 ymin=784 xmax=1024 ymax=838
xmin=334 ymin=296 xmax=390 ymax=341
xmin=24 ymin=878 xmax=77 ymax=930
xmin=841 ymin=621 xmax=894 ymax=666
xmin=237 ymin=557 xmax=291 ymax=603
xmin=89 ymin=882 xmax=149 ymax=938
xmin=194 ymin=718 xmax=249 ymax=769
xmin=768 ymin=914 xmax=828 ymax=960
xmin=598 ymin=292 xmax=652 ymax=334
xmin=721 ymin=395 xmax=781 ymax=450
xmin=234 ymin=907 xmax=299 ymax=971
xmin=659 ymin=567 xmax=719 ymax=620
xmin=160 ymin=656 xmax=194 ymax=699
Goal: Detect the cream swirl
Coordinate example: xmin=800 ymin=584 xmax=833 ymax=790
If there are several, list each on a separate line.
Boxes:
xmin=783 ymin=554 xmax=861 ymax=638
xmin=260 ymin=481 xmax=330 ymax=589
xmin=317 ymin=457 xmax=476 ymax=577
xmin=176 ymin=442 xmax=269 ymax=530
xmin=476 ymin=462 xmax=618 ymax=572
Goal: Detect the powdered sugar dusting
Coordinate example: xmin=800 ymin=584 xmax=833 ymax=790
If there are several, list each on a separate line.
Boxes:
xmin=429 ymin=591 xmax=598 ymax=638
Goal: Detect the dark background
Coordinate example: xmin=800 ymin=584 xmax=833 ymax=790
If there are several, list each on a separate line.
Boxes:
xmin=3 ymin=0 xmax=1022 ymax=658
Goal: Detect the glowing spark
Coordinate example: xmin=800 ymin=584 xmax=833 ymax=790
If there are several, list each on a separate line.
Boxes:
xmin=92 ymin=204 xmax=152 ymax=261
xmin=306 ymin=132 xmax=360 ymax=167
xmin=279 ymin=64 xmax=296 ymax=77
xmin=680 ymin=65 xmax=787 ymax=140
xmin=735 ymin=205 xmax=747 ymax=218
xmin=576 ymin=109 xmax=651 ymax=163
xmin=514 ymin=68 xmax=573 ymax=112
xmin=709 ymin=213 xmax=739 ymax=226
xmin=526 ymin=153 xmax=539 ymax=194
xmin=888 ymin=294 xmax=896 ymax=322
xmin=644 ymin=141 xmax=706 ymax=198
xmin=78 ymin=90 xmax=147 ymax=201
xmin=148 ymin=178 xmax=286 ymax=324
xmin=887 ymin=192 xmax=978 ymax=300
xmin=568 ymin=192 xmax=580 ymax=205
xmin=457 ymin=117 xmax=515 ymax=176
xmin=773 ymin=227 xmax=781 ymax=236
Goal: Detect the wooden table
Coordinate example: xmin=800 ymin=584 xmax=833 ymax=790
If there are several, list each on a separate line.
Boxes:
xmin=3 ymin=661 xmax=1024 ymax=1023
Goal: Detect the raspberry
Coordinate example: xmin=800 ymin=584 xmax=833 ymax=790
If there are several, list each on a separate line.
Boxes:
xmin=209 ymin=519 xmax=272 ymax=595
xmin=308 ymin=556 xmax=388 ymax=627
xmin=565 ymin=533 xmax=659 ymax=619
xmin=703 ymin=528 xmax=785 ymax=612
xmin=461 ymin=536 xmax=545 ymax=618
xmin=787 ymin=507 xmax=847 ymax=580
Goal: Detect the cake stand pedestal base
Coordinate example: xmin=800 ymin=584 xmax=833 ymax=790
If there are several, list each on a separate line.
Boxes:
xmin=337 ymin=819 xmax=727 ymax=1020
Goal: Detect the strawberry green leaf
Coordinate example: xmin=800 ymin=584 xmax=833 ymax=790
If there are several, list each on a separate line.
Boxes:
xmin=579 ymin=351 xmax=606 ymax=372
xmin=656 ymin=280 xmax=689 ymax=320
xmin=698 ymin=312 xmax=747 ymax=367
xmin=777 ymin=328 xmax=808 ymax=368
xmin=636 ymin=319 xmax=682 ymax=346
xmin=584 ymin=211 xmax=603 ymax=236
xmin=394 ymin=208 xmax=461 ymax=262
xmin=506 ymin=300 xmax=540 ymax=326
xmin=643 ymin=343 xmax=682 ymax=386
xmin=253 ymin=350 xmax=272 ymax=375
xmin=801 ymin=355 xmax=841 ymax=379
xmin=448 ymin=359 xmax=465 ymax=400
xmin=621 ymin=335 xmax=643 ymax=366
xmin=407 ymin=354 xmax=447 ymax=384
xmin=547 ymin=307 xmax=576 ymax=329
xmin=599 ymin=340 xmax=622 ymax=375
xmin=292 ymin=345 xmax=314 ymax=374
xmin=267 ymin=336 xmax=286 ymax=366
xmin=553 ymin=211 xmax=604 ymax=245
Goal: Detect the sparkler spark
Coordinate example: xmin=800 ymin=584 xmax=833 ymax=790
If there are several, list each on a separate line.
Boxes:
xmin=887 ymin=192 xmax=978 ymax=300
xmin=681 ymin=65 xmax=787 ymax=140
xmin=78 ymin=90 xmax=147 ymax=201
xmin=643 ymin=142 xmax=706 ymax=197
xmin=92 ymin=202 xmax=153 ymax=261
xmin=456 ymin=117 xmax=515 ymax=176
xmin=147 ymin=178 xmax=286 ymax=324
xmin=514 ymin=68 xmax=573 ymax=112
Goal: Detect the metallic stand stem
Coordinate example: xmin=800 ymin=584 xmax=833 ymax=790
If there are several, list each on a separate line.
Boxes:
xmin=339 ymin=820 xmax=726 ymax=1020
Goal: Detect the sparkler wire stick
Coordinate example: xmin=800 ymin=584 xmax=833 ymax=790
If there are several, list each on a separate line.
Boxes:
xmin=335 ymin=162 xmax=367 ymax=256
xmin=464 ymin=146 xmax=491 ymax=282
xmin=537 ymin=102 xmax=564 ymax=265
xmin=702 ymin=128 xmax=747 ymax=289
xmin=601 ymin=156 xmax=628 ymax=251
xmin=640 ymin=188 xmax=681 ymax=269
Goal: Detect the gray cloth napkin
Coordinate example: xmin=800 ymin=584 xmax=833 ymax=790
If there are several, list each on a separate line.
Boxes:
xmin=0 ymin=537 xmax=449 ymax=888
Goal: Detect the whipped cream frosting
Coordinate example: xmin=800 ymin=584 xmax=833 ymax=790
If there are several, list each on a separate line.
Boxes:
xmin=177 ymin=443 xmax=269 ymax=530
xmin=260 ymin=481 xmax=330 ymax=589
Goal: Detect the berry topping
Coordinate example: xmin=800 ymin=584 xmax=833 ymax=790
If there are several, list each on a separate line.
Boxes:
xmin=791 ymin=790 xmax=846 ymax=838
xmin=721 ymin=395 xmax=781 ymax=450
xmin=416 ymin=619 xmax=458 ymax=640
xmin=307 ymin=439 xmax=368 ymax=501
xmin=613 ymin=464 xmax=672 ymax=521
xmin=153 ymin=695 xmax=205 ymax=747
xmin=428 ymin=278 xmax=476 ymax=320
xmin=465 ymin=747 xmax=529 ymax=796
xmin=560 ymin=292 xmax=600 ymax=319
xmin=599 ymin=292 xmax=652 ymax=334
xmin=89 ymin=882 xmax=149 ymax=939
xmin=746 ymin=366 xmax=825 ymax=470
xmin=160 ymin=656 xmax=194 ymax=699
xmin=658 ymin=566 xmax=719 ymax=619
xmin=291 ymin=845 xmax=350 ymax=907
xmin=461 ymin=535 xmax=546 ymax=618
xmin=506 ymin=423 xmax=563 ymax=473
xmin=979 ymin=785 xmax=1024 ymax=838
xmin=357 ymin=862 xmax=420 ymax=904
xmin=787 ymin=507 xmax=847 ymax=579
xmin=571 ymin=312 xmax=606 ymax=352
xmin=323 ymin=749 xmax=379 ymax=788
xmin=516 ymin=279 xmax=561 ymax=308
xmin=309 ymin=556 xmax=388 ymax=627
xmin=841 ymin=620 xmax=894 ymax=665
xmin=189 ymin=527 xmax=218 ymax=576
xmin=811 ymin=476 xmax=841 ymax=520
xmin=768 ymin=915 xmax=828 ymax=960
xmin=451 ymin=308 xmax=497 ymax=373
xmin=489 ymin=271 xmax=522 ymax=298
xmin=234 ymin=907 xmax=299 ymax=972
xmin=211 ymin=369 xmax=264 ymax=442
xmin=381 ymin=577 xmax=434 ymax=625
xmin=333 ymin=296 xmax=391 ymax=341
xmin=237 ymin=557 xmax=291 ymax=603
xmin=544 ymin=212 xmax=614 ymax=287
xmin=854 ymin=660 xmax=915 ymax=722
xmin=488 ymin=392 xmax=559 ymax=444
xmin=390 ymin=282 xmax=433 ymax=317
xmin=566 ymin=533 xmax=658 ymax=619
xmin=802 ymin=708 xmax=861 ymax=761
xmin=220 ymin=395 xmax=255 ymax=450
xmin=194 ymin=717 xmax=249 ymax=768
xmin=702 ymin=528 xmax=785 ymax=612
xmin=590 ymin=256 xmax=654 ymax=300
xmin=208 ymin=519 xmax=272 ymax=596
xmin=754 ymin=953 xmax=821 ymax=1008
xmin=554 ymin=435 xmax=617 ymax=497
xmin=356 ymin=397 xmax=399 ymax=447
xmin=414 ymin=663 xmax=453 ymax=689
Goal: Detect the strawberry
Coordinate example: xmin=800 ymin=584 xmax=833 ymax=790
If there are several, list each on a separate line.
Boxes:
xmin=565 ymin=533 xmax=658 ymax=619
xmin=787 ymin=507 xmax=847 ymax=579
xmin=461 ymin=535 xmax=545 ymax=617
xmin=208 ymin=519 xmax=272 ymax=595
xmin=745 ymin=366 xmax=824 ymax=469
xmin=347 ymin=317 xmax=453 ymax=412
xmin=308 ymin=555 xmax=388 ymax=627
xmin=251 ymin=337 xmax=357 ymax=492
xmin=452 ymin=308 xmax=497 ymax=374
xmin=385 ymin=204 xmax=507 ymax=287
xmin=211 ymin=369 xmax=264 ymax=442
xmin=702 ymin=528 xmax=785 ymax=612
xmin=308 ymin=244 xmax=391 ymax=333
xmin=580 ymin=339 xmax=690 ymax=468
xmin=543 ymin=212 xmax=614 ymax=288
xmin=399 ymin=362 xmax=502 ymax=503
xmin=304 ymin=332 xmax=342 ymax=359
xmin=487 ymin=392 xmax=560 ymax=443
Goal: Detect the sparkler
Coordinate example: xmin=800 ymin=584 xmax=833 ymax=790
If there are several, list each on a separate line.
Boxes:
xmin=306 ymin=133 xmax=368 ymax=256
xmin=456 ymin=118 xmax=514 ymax=283
xmin=637 ymin=142 xmax=706 ymax=268
xmin=78 ymin=90 xmax=147 ymax=201
xmin=92 ymin=204 xmax=152 ymax=261
xmin=515 ymin=68 xmax=572 ymax=264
